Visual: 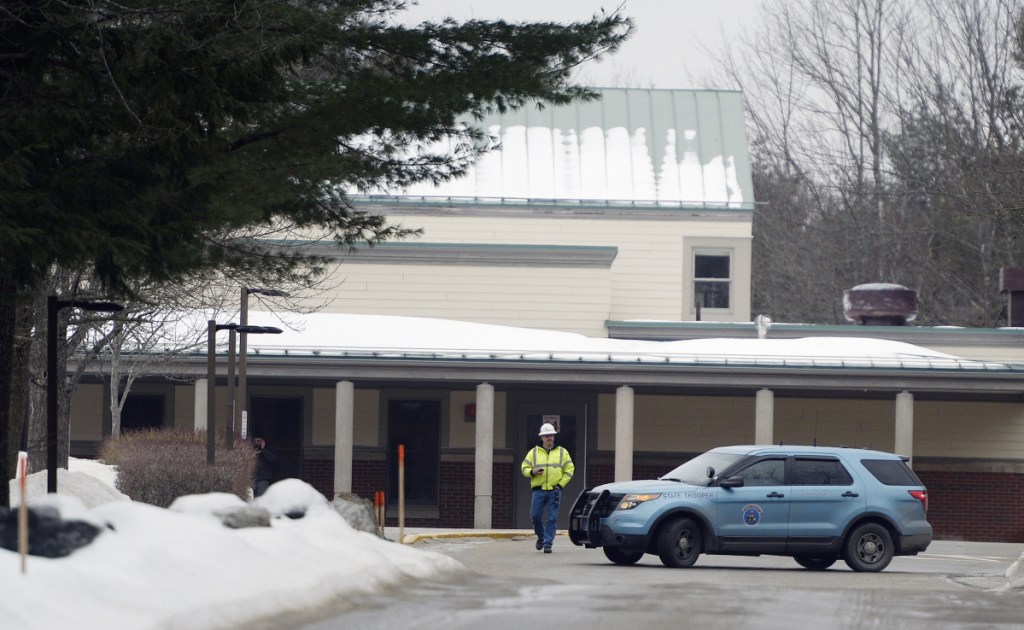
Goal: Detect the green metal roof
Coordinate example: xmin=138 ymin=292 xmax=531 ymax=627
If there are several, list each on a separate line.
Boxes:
xmin=358 ymin=88 xmax=754 ymax=210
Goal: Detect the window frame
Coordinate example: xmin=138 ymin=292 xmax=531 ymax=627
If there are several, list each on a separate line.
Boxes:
xmin=691 ymin=247 xmax=733 ymax=314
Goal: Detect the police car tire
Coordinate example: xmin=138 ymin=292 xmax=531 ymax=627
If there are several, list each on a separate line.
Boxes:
xmin=603 ymin=547 xmax=643 ymax=565
xmin=657 ymin=517 xmax=702 ymax=568
xmin=843 ymin=522 xmax=894 ymax=572
xmin=793 ymin=555 xmax=837 ymax=570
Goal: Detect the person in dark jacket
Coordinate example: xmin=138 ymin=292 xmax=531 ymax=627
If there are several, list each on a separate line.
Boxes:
xmin=252 ymin=432 xmax=278 ymax=498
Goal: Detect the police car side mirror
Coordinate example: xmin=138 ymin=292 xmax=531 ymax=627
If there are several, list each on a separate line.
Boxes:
xmin=718 ymin=476 xmax=745 ymax=489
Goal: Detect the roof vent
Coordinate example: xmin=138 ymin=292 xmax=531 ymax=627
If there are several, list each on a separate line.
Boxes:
xmin=842 ymin=283 xmax=917 ymax=326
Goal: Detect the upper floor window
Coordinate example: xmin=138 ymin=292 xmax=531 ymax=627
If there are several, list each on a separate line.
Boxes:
xmin=694 ymin=250 xmax=731 ymax=309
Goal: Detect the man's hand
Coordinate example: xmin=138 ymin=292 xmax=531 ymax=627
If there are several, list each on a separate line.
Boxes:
xmin=532 ymin=467 xmax=543 ymax=476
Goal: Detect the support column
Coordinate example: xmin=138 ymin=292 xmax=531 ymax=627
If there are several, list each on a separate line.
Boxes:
xmin=194 ymin=379 xmax=208 ymax=432
xmin=895 ymin=390 xmax=914 ymax=465
xmin=474 ymin=383 xmax=495 ymax=529
xmin=615 ymin=385 xmax=634 ymax=482
xmin=334 ymin=380 xmax=354 ymax=495
xmin=755 ymin=388 xmax=774 ymax=445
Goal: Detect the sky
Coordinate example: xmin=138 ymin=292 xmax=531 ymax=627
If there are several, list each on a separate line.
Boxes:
xmin=396 ymin=0 xmax=764 ymax=88
xmin=4 ymin=457 xmax=1024 ymax=630
xmin=4 ymin=460 xmax=462 ymax=630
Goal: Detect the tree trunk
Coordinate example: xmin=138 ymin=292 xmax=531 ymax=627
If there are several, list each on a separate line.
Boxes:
xmin=0 ymin=273 xmax=16 ymax=507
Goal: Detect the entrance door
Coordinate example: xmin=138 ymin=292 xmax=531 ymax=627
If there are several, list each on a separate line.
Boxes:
xmin=386 ymin=399 xmax=441 ymax=508
xmin=512 ymin=398 xmax=590 ymax=529
xmin=249 ymin=397 xmax=303 ymax=482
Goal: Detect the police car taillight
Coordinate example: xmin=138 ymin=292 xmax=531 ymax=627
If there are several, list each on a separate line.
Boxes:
xmin=908 ymin=490 xmax=928 ymax=513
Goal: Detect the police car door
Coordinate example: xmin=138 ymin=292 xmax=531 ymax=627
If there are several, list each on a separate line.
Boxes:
xmin=786 ymin=456 xmax=865 ymax=549
xmin=714 ymin=456 xmax=790 ymax=553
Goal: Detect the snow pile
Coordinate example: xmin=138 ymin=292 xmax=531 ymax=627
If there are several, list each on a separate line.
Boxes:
xmin=3 ymin=461 xmax=465 ymax=630
xmin=9 ymin=458 xmax=128 ymax=509
xmin=1007 ymin=552 xmax=1024 ymax=588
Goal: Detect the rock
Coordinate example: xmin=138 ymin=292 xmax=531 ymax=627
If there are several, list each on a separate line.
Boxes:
xmin=332 ymin=492 xmax=383 ymax=537
xmin=215 ymin=505 xmax=272 ymax=529
xmin=0 ymin=505 xmax=104 ymax=558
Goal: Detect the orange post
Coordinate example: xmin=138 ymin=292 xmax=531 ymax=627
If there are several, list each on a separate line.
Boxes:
xmin=398 ymin=444 xmax=405 ymax=542
xmin=18 ymin=452 xmax=28 ymax=574
xmin=375 ymin=491 xmax=386 ymax=536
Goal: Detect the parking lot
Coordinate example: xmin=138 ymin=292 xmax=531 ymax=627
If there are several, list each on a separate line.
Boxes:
xmin=303 ymin=534 xmax=1024 ymax=629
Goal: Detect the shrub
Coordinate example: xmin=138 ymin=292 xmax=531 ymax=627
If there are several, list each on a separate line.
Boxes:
xmin=99 ymin=428 xmax=257 ymax=508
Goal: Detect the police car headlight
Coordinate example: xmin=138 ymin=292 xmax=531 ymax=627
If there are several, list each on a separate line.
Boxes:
xmin=617 ymin=493 xmax=661 ymax=510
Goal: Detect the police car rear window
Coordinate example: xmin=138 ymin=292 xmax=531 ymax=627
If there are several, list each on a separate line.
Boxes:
xmin=790 ymin=458 xmax=853 ymax=486
xmin=860 ymin=459 xmax=923 ymax=486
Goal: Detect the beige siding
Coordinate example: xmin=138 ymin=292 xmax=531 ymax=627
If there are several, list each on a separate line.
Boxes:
xmin=774 ymin=399 xmax=895 ymax=452
xmin=923 ymin=344 xmax=1024 ymax=364
xmin=311 ymin=388 xmax=334 ymax=446
xmin=592 ymin=393 xmax=1024 ymax=461
xmin=597 ymin=394 xmax=755 ymax=452
xmin=310 ymin=264 xmax=611 ymax=336
xmin=308 ymin=387 xmax=380 ymax=447
xmin=70 ymin=384 xmax=105 ymax=441
xmin=173 ymin=384 xmax=196 ymax=429
xmin=289 ymin=214 xmax=752 ymax=334
xmin=400 ymin=214 xmax=752 ymax=324
xmin=447 ymin=390 xmax=508 ymax=449
xmin=915 ymin=401 xmax=1024 ymax=459
xmin=354 ymin=389 xmax=379 ymax=447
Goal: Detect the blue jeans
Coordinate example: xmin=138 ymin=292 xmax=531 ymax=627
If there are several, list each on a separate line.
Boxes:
xmin=530 ymin=488 xmax=561 ymax=547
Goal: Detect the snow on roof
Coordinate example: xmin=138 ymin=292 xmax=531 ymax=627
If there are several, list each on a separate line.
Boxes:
xmin=357 ymin=88 xmax=754 ymax=209
xmin=184 ymin=311 xmax=1015 ymax=372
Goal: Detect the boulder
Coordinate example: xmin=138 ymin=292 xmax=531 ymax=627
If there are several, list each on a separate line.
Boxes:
xmin=215 ymin=505 xmax=272 ymax=529
xmin=332 ymin=493 xmax=383 ymax=537
xmin=0 ymin=505 xmax=104 ymax=558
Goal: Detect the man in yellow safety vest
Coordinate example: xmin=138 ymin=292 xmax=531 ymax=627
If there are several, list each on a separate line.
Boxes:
xmin=521 ymin=422 xmax=574 ymax=553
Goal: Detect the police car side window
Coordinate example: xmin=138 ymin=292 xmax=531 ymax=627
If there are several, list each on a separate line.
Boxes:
xmin=735 ymin=458 xmax=785 ymax=486
xmin=790 ymin=458 xmax=853 ymax=486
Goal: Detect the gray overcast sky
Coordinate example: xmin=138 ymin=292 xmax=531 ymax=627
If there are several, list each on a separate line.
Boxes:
xmin=398 ymin=0 xmax=763 ymax=88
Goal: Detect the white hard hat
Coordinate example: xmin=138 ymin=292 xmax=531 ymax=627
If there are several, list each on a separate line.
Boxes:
xmin=538 ymin=422 xmax=558 ymax=436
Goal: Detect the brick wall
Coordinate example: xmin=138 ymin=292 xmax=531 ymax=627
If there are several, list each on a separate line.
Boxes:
xmin=916 ymin=471 xmax=1024 ymax=543
xmin=306 ymin=459 xmax=515 ymax=528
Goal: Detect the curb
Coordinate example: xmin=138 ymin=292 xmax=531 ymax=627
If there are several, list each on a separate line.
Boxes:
xmin=399 ymin=530 xmax=568 ymax=545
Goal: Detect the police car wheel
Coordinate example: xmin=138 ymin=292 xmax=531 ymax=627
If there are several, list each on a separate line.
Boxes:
xmin=794 ymin=555 xmax=837 ymax=570
xmin=843 ymin=523 xmax=894 ymax=572
xmin=657 ymin=517 xmax=702 ymax=568
xmin=603 ymin=546 xmax=643 ymax=565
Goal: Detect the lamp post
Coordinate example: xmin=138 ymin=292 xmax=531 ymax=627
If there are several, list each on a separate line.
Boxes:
xmin=207 ymin=320 xmax=282 ymax=464
xmin=48 ymin=296 xmax=123 ymax=493
xmin=236 ymin=287 xmax=289 ymax=444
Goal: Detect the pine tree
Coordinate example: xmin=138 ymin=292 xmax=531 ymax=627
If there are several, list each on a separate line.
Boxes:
xmin=0 ymin=0 xmax=631 ymax=504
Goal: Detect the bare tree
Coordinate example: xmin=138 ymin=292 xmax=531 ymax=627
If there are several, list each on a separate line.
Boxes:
xmin=710 ymin=0 xmax=1024 ymax=326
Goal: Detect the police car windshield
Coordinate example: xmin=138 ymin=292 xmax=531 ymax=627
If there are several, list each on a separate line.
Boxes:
xmin=660 ymin=452 xmax=746 ymax=486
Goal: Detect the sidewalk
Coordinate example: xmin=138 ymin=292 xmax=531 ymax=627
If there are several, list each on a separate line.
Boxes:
xmin=387 ymin=527 xmax=564 ymax=545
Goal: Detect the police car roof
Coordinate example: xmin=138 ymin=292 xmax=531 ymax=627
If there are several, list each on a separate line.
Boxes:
xmin=712 ymin=444 xmax=902 ymax=459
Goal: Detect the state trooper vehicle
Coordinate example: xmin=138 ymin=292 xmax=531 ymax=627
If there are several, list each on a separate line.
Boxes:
xmin=568 ymin=445 xmax=932 ymax=572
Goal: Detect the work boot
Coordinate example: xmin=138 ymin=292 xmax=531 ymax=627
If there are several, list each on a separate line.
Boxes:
xmin=536 ymin=538 xmax=543 ymax=551
xmin=543 ymin=546 xmax=552 ymax=554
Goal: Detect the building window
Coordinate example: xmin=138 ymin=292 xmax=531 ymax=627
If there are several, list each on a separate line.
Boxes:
xmin=120 ymin=394 xmax=165 ymax=433
xmin=694 ymin=250 xmax=731 ymax=309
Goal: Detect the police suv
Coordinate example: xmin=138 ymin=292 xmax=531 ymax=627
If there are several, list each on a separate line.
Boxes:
xmin=568 ymin=445 xmax=932 ymax=572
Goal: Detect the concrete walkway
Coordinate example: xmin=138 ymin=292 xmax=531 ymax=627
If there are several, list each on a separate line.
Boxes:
xmin=389 ymin=527 xmax=567 ymax=545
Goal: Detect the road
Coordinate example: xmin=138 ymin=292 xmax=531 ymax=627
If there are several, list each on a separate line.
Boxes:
xmin=300 ymin=534 xmax=1024 ymax=630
